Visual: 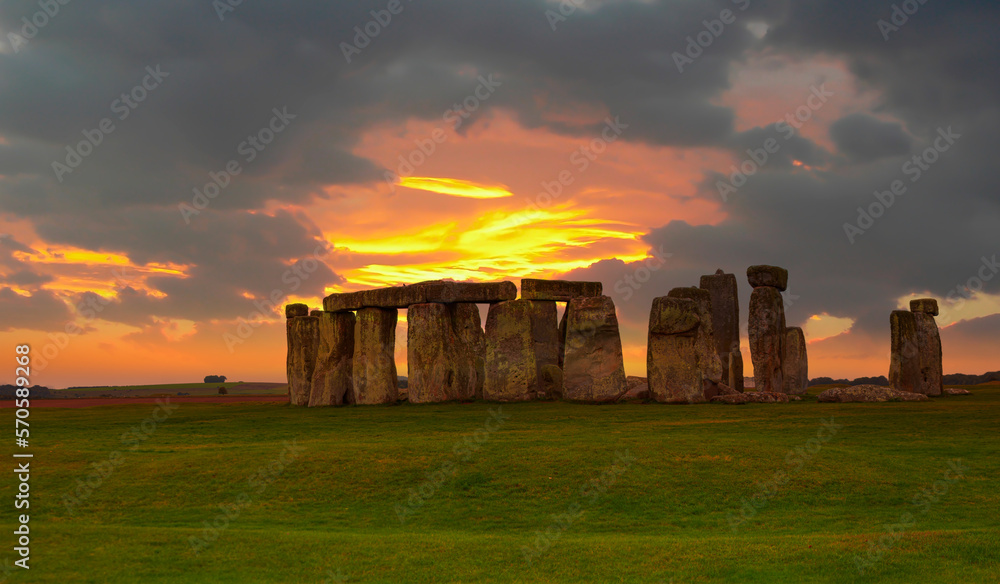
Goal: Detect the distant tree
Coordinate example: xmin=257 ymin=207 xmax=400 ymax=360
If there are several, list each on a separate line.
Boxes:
xmin=218 ymin=386 xmax=228 ymax=395
xmin=204 ymin=375 xmax=227 ymax=383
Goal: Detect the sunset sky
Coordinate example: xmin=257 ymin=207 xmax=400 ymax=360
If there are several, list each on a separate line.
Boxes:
xmin=0 ymin=0 xmax=997 ymax=388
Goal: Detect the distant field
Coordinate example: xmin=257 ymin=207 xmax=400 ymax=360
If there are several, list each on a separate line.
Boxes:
xmin=51 ymin=381 xmax=287 ymax=398
xmin=6 ymin=385 xmax=998 ymax=582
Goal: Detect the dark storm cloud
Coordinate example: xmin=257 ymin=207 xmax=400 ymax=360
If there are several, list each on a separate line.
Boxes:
xmin=829 ymin=113 xmax=911 ymax=163
xmin=0 ymin=0 xmax=995 ymax=342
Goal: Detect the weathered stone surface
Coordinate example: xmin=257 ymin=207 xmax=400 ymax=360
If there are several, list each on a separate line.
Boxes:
xmin=889 ymin=310 xmax=921 ymax=393
xmin=728 ymin=350 xmax=744 ymax=392
xmin=909 ymin=298 xmax=939 ymax=316
xmin=309 ymin=312 xmax=355 ymax=407
xmin=648 ymin=296 xmax=700 ymax=335
xmin=529 ymin=300 xmax=563 ymax=398
xmin=407 ymin=303 xmax=456 ymax=404
xmin=351 ymin=307 xmax=398 ymax=405
xmin=817 ymin=385 xmax=929 ymax=403
xmin=647 ymin=297 xmax=702 ymax=403
xmin=286 ymin=316 xmax=320 ymax=407
xmin=483 ymin=300 xmax=537 ymax=401
xmin=913 ymin=312 xmax=943 ymax=397
xmin=557 ymin=308 xmax=568 ymax=368
xmin=562 ymin=296 xmax=627 ymax=402
xmin=943 ymin=388 xmax=971 ymax=396
xmin=451 ymin=303 xmax=486 ymax=401
xmin=324 ymin=281 xmax=517 ymax=312
xmin=748 ymin=286 xmax=785 ymax=393
xmin=667 ymin=287 xmax=724 ymax=384
xmin=421 ymin=280 xmax=517 ymax=304
xmin=619 ymin=376 xmax=650 ymax=402
xmin=711 ymin=392 xmax=790 ymax=404
xmin=700 ymin=269 xmax=741 ymax=387
xmin=782 ymin=327 xmax=808 ymax=395
xmin=520 ymin=279 xmax=602 ymax=301
xmin=407 ymin=303 xmax=483 ymax=403
xmin=747 ymin=265 xmax=788 ymax=290
xmin=285 ymin=303 xmax=309 ymax=318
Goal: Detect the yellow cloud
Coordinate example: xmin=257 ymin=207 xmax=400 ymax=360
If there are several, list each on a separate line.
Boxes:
xmin=398 ymin=177 xmax=514 ymax=199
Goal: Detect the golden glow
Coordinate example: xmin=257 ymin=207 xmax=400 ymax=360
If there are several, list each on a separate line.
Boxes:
xmin=802 ymin=313 xmax=855 ymax=343
xmin=398 ymin=177 xmax=514 ymax=199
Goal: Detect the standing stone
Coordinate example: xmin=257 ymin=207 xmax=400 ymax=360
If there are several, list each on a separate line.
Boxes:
xmin=286 ymin=314 xmax=320 ymax=407
xmin=728 ymin=351 xmax=744 ymax=391
xmin=483 ymin=300 xmax=537 ymax=401
xmin=529 ymin=300 xmax=563 ymax=398
xmin=647 ymin=296 xmax=701 ymax=403
xmin=782 ymin=327 xmax=808 ymax=395
xmin=909 ymin=298 xmax=939 ymax=316
xmin=667 ymin=287 xmax=724 ymax=386
xmin=889 ymin=310 xmax=921 ymax=393
xmin=407 ymin=303 xmax=482 ymax=403
xmin=700 ymin=269 xmax=742 ymax=391
xmin=562 ymin=296 xmax=627 ymax=402
xmin=748 ymin=278 xmax=786 ymax=394
xmin=407 ymin=303 xmax=456 ymax=403
xmin=913 ymin=312 xmax=943 ymax=397
xmin=309 ymin=311 xmax=355 ymax=407
xmin=451 ymin=303 xmax=486 ymax=401
xmin=352 ymin=307 xmax=398 ymax=405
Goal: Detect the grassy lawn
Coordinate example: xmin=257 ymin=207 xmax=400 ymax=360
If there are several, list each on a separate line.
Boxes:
xmin=6 ymin=387 xmax=999 ymax=582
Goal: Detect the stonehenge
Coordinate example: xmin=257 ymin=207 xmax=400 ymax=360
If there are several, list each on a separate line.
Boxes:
xmin=283 ymin=266 xmax=950 ymax=407
xmin=699 ymin=270 xmax=743 ymax=391
xmin=889 ymin=298 xmax=943 ymax=396
xmin=747 ymin=265 xmax=788 ymax=393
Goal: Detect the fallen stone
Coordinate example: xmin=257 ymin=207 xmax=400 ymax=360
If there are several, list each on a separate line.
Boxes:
xmin=520 ymin=279 xmax=602 ymax=301
xmin=817 ymin=385 xmax=929 ymax=403
xmin=287 ymin=316 xmax=320 ymax=407
xmin=618 ymin=376 xmax=650 ymax=402
xmin=747 ymin=265 xmax=788 ymax=291
xmin=909 ymin=298 xmax=939 ymax=316
xmin=710 ymin=392 xmax=790 ymax=404
xmin=748 ymin=286 xmax=785 ymax=393
xmin=943 ymin=388 xmax=971 ymax=396
xmin=309 ymin=311 xmax=355 ymax=407
xmin=667 ymin=287 xmax=724 ymax=384
xmin=913 ymin=312 xmax=943 ymax=397
xmin=889 ymin=310 xmax=921 ymax=393
xmin=562 ymin=296 xmax=627 ymax=402
xmin=352 ymin=307 xmax=399 ymax=405
xmin=782 ymin=327 xmax=808 ymax=395
xmin=700 ymin=269 xmax=741 ymax=388
xmin=483 ymin=300 xmax=537 ymax=401
xmin=285 ymin=303 xmax=309 ymax=318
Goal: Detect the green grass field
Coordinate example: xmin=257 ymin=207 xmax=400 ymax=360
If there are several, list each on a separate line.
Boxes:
xmin=8 ymin=386 xmax=999 ymax=583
